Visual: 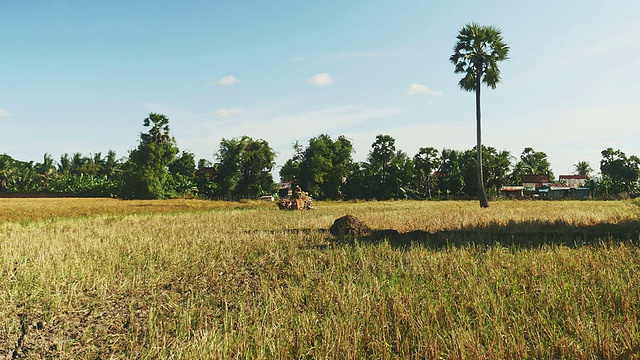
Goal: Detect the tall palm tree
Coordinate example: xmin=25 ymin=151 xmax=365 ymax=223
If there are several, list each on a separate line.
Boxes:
xmin=413 ymin=147 xmax=439 ymax=199
xmin=450 ymin=23 xmax=509 ymax=208
xmin=58 ymin=153 xmax=72 ymax=175
xmin=573 ymin=161 xmax=593 ymax=180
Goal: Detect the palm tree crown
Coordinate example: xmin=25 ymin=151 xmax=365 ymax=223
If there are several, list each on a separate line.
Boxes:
xmin=450 ymin=23 xmax=509 ymax=92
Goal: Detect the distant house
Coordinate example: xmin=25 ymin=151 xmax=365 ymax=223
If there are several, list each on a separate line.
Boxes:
xmin=536 ymin=175 xmax=591 ymax=200
xmin=571 ymin=187 xmax=591 ymax=199
xmin=538 ymin=183 xmax=570 ymax=199
xmin=502 ymin=174 xmax=590 ymax=200
xmin=500 ymin=186 xmax=525 ymax=199
xmin=521 ymin=175 xmax=550 ymax=190
xmin=500 ymin=175 xmax=548 ymax=199
xmin=559 ymin=174 xmax=587 ymax=188
xmin=558 ymin=174 xmax=590 ymax=199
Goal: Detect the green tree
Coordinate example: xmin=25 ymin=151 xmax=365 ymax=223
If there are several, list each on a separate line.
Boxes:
xmin=71 ymin=152 xmax=87 ymax=176
xmin=169 ymin=151 xmax=197 ymax=195
xmin=599 ymin=148 xmax=640 ymax=196
xmin=57 ymin=154 xmax=72 ymax=176
xmin=294 ymin=135 xmax=354 ymax=199
xmin=215 ymin=136 xmax=277 ymax=197
xmin=511 ymin=147 xmax=554 ymax=183
xmin=121 ymin=113 xmax=179 ymax=199
xmin=52 ymin=151 xmax=120 ymax=196
xmin=437 ymin=148 xmax=464 ymax=198
xmin=573 ymin=161 xmax=594 ymax=180
xmin=0 ymin=154 xmax=21 ymax=191
xmin=460 ymin=146 xmax=512 ymax=198
xmin=35 ymin=153 xmax=56 ymax=190
xmin=4 ymin=159 xmax=42 ymax=193
xmin=368 ymin=135 xmax=396 ymax=198
xmin=194 ymin=158 xmax=216 ymax=198
xmin=197 ymin=158 xmax=213 ymax=169
xmin=340 ymin=135 xmax=415 ymax=200
xmin=342 ymin=162 xmax=377 ymax=200
xmin=169 ymin=151 xmax=196 ymax=177
xmin=279 ymin=141 xmax=304 ymax=184
xmin=413 ymin=147 xmax=439 ymax=199
xmin=387 ymin=150 xmax=415 ymax=199
xmin=484 ymin=148 xmax=512 ymax=195
xmin=236 ymin=138 xmax=277 ymax=196
xmin=450 ymin=23 xmax=509 ymax=208
xmin=82 ymin=152 xmax=103 ymax=177
xmin=214 ymin=138 xmax=245 ymax=196
xmin=0 ymin=155 xmax=43 ymax=193
xmin=101 ymin=150 xmax=120 ymax=180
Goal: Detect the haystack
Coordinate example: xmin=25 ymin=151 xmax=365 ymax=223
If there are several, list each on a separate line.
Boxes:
xmin=329 ymin=215 xmax=371 ymax=237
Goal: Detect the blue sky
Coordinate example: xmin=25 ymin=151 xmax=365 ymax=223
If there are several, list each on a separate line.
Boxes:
xmin=1 ymin=1 xmax=639 ymax=179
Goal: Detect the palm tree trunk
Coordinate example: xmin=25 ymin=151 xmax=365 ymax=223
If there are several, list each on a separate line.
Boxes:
xmin=475 ymin=69 xmax=489 ymax=208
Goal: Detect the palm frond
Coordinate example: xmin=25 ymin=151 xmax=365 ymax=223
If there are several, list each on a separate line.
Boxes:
xmin=450 ymin=23 xmax=509 ymax=92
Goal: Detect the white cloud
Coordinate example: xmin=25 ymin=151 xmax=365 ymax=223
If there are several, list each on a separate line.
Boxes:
xmin=407 ymin=83 xmax=442 ymax=96
xmin=213 ymin=108 xmax=243 ymax=118
xmin=0 ymin=109 xmax=12 ymax=118
xmin=308 ymin=73 xmax=335 ymax=86
xmin=216 ymin=75 xmax=240 ymax=86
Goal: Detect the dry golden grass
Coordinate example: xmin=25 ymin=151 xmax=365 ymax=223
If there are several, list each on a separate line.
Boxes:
xmin=0 ymin=197 xmax=270 ymax=224
xmin=333 ymin=199 xmax=640 ymax=230
xmin=1 ymin=199 xmax=640 ymax=358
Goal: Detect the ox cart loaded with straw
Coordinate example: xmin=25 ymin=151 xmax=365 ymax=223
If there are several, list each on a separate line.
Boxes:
xmin=277 ymin=183 xmax=314 ymax=210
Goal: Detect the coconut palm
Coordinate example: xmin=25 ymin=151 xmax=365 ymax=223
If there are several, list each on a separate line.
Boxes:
xmin=450 ymin=23 xmax=509 ymax=208
xmin=573 ymin=161 xmax=594 ymax=180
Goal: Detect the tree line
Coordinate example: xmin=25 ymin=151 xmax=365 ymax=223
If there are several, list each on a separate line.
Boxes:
xmin=1 ymin=113 xmax=639 ymax=200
